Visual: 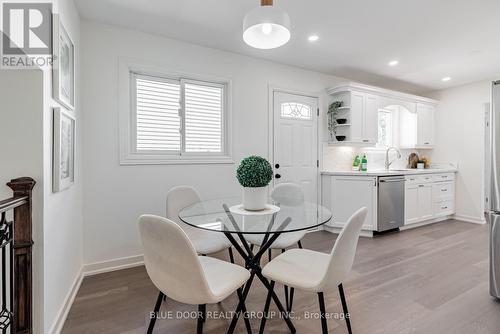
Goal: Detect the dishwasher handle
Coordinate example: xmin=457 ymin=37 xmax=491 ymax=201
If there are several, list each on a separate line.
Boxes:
xmin=379 ymin=178 xmax=405 ymax=183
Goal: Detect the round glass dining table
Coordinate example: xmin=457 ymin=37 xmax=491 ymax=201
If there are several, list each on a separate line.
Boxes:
xmin=179 ymin=197 xmax=332 ymax=334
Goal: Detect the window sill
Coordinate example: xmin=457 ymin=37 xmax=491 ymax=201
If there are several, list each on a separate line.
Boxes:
xmin=119 ymin=154 xmax=234 ymax=166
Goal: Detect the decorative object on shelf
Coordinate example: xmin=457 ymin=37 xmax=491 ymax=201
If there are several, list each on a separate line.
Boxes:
xmin=335 ymin=135 xmax=346 ymax=141
xmin=408 ymin=153 xmax=419 ymax=169
xmin=236 ymin=156 xmax=273 ymax=210
xmin=328 ymin=101 xmax=343 ymax=140
xmin=336 ymin=118 xmax=347 ymax=124
xmin=243 ymin=0 xmax=291 ymax=49
xmin=417 ymin=161 xmax=425 ymax=169
xmin=420 ymin=156 xmax=430 ymax=168
xmin=53 ymin=107 xmax=75 ymax=192
xmin=53 ymin=16 xmax=75 ymax=110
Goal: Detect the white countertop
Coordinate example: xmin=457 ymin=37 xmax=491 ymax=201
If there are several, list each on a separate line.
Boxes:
xmin=321 ymin=168 xmax=458 ymax=177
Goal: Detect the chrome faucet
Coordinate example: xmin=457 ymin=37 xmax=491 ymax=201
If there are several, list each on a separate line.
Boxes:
xmin=385 ymin=147 xmax=402 ymax=170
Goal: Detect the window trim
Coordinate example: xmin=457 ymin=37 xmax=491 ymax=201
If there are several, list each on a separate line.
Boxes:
xmin=119 ymin=59 xmax=233 ymax=165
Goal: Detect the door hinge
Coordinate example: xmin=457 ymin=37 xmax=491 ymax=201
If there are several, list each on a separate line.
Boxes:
xmin=317 ymin=160 xmax=319 ymax=168
xmin=317 ymin=108 xmax=319 ymax=116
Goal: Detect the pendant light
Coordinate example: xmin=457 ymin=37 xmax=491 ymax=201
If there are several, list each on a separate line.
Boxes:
xmin=243 ymin=0 xmax=291 ymax=49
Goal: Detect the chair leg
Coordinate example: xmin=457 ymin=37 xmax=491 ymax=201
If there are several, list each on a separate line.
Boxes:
xmin=268 ymin=249 xmax=272 ymax=262
xmin=201 ymin=304 xmax=206 ymax=323
xmin=228 ymin=247 xmax=235 ymax=263
xmin=147 ymin=291 xmax=164 ymax=334
xmin=288 ymin=287 xmax=295 ymax=312
xmin=250 ymin=244 xmax=254 ymax=252
xmin=338 ymin=284 xmax=353 ymax=334
xmin=297 ymin=240 xmax=303 ymax=249
xmin=317 ymin=292 xmax=328 ymax=334
xmin=197 ymin=304 xmax=205 ymax=334
xmin=259 ymin=280 xmax=275 ymax=334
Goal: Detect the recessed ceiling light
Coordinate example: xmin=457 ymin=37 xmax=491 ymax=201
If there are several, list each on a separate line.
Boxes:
xmin=308 ymin=35 xmax=319 ymax=42
xmin=388 ymin=60 xmax=399 ymax=66
xmin=442 ymin=76 xmax=451 ymax=82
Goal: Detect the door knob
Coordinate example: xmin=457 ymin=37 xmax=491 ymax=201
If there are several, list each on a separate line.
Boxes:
xmin=275 ymin=163 xmax=280 ymax=169
xmin=275 ymin=174 xmax=281 ymax=179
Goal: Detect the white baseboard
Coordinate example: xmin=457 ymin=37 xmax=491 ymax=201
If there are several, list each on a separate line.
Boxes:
xmin=49 ymin=267 xmax=84 ymax=334
xmin=83 ymin=254 xmax=144 ymax=277
xmin=50 ymin=255 xmax=145 ymax=333
xmin=453 ymin=214 xmax=487 ymax=225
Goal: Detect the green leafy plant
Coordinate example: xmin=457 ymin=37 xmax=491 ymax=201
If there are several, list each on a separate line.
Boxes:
xmin=327 ymin=101 xmax=343 ymax=139
xmin=236 ymin=156 xmax=273 ymax=188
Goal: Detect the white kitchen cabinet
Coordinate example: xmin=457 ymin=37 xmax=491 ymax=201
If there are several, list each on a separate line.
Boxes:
xmin=322 ymin=175 xmax=377 ymax=230
xmin=416 ymin=103 xmax=435 ymax=147
xmin=404 ymin=184 xmax=419 ymax=224
xmin=364 ymin=93 xmax=379 ymax=144
xmin=404 ymin=173 xmax=455 ymax=225
xmin=328 ymin=90 xmax=378 ymax=145
xmin=417 ymin=184 xmax=434 ymax=221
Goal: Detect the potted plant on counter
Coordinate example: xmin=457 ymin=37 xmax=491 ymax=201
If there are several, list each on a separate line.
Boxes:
xmin=236 ymin=155 xmax=273 ymax=211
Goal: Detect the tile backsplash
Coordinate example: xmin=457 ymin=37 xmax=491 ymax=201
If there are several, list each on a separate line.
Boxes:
xmin=322 ymin=144 xmax=429 ymax=171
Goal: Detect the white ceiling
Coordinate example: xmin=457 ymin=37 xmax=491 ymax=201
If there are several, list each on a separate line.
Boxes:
xmin=75 ymin=0 xmax=500 ymax=94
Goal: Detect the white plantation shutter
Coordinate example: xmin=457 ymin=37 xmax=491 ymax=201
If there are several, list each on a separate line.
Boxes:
xmin=184 ymin=82 xmax=223 ymax=153
xmin=135 ymin=75 xmax=181 ymax=152
xmin=131 ymin=72 xmax=227 ymax=161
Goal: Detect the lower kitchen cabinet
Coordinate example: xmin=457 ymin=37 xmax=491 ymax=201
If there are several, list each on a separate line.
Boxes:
xmin=404 ymin=173 xmax=455 ymax=225
xmin=322 ymin=172 xmax=456 ymax=232
xmin=322 ymin=175 xmax=377 ymax=230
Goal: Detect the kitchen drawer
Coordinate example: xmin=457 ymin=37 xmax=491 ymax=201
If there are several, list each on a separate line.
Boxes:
xmin=405 ymin=174 xmax=433 ymax=185
xmin=432 ymin=182 xmax=455 ymax=200
xmin=433 ymin=173 xmax=455 ymax=183
xmin=433 ymin=200 xmax=454 ymax=217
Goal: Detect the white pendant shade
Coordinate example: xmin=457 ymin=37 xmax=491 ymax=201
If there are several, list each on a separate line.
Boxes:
xmin=243 ymin=5 xmax=291 ymax=49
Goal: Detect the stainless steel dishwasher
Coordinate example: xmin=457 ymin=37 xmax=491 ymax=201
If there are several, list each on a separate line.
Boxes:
xmin=377 ymin=176 xmax=405 ymax=232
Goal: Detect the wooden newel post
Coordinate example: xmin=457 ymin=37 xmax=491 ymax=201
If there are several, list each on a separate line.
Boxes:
xmin=7 ymin=177 xmax=35 ymax=334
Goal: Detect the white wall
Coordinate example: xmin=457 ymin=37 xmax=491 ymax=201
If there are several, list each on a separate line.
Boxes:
xmin=81 ymin=21 xmax=349 ymax=265
xmin=428 ymin=80 xmax=491 ymax=223
xmin=43 ymin=0 xmax=83 ymax=333
xmin=0 ymin=70 xmax=45 ymax=334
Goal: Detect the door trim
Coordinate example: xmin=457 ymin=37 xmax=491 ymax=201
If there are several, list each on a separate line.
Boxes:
xmin=267 ymin=84 xmax=322 ymax=205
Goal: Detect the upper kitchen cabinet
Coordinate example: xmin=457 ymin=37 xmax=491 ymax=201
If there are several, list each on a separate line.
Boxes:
xmin=399 ymin=103 xmax=436 ymax=149
xmin=416 ymin=103 xmax=436 ymax=148
xmin=327 ymin=87 xmax=379 ymax=145
xmin=327 ymin=83 xmax=438 ymax=148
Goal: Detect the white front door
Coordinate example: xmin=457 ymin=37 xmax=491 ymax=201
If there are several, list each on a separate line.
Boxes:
xmin=273 ymin=91 xmax=319 ymax=203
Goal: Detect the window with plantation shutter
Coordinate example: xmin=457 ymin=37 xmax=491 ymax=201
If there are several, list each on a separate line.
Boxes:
xmin=126 ymin=71 xmax=231 ymax=164
xmin=184 ymin=81 xmax=223 ymax=153
xmin=135 ymin=76 xmax=181 ymax=152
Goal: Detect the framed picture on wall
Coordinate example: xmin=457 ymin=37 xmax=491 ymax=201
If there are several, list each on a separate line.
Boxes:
xmin=53 ymin=107 xmax=75 ymax=192
xmin=52 ymin=15 xmax=75 ymax=110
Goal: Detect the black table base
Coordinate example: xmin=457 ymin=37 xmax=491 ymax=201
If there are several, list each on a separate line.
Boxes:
xmin=222 ymin=204 xmax=296 ymax=334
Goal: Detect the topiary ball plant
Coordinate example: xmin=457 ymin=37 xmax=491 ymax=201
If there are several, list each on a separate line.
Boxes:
xmin=237 ymin=156 xmax=273 ymax=188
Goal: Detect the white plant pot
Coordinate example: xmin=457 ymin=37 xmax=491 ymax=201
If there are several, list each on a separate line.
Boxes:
xmin=242 ymin=186 xmax=268 ymax=211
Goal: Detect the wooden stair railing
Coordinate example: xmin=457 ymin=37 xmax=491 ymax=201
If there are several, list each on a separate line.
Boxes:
xmin=0 ymin=177 xmax=35 ymax=334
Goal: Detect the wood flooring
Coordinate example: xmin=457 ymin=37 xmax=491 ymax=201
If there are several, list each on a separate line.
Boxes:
xmin=62 ymin=220 xmax=500 ymax=333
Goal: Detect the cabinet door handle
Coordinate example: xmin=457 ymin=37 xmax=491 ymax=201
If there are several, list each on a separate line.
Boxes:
xmin=275 ymin=174 xmax=281 ymax=179
xmin=441 ymin=189 xmax=448 ymax=192
xmin=441 ymin=206 xmax=448 ymax=209
xmin=363 ymin=139 xmax=369 ymax=142
xmin=424 ymin=142 xmax=430 ymax=145
xmin=419 ymin=184 xmax=424 ymax=187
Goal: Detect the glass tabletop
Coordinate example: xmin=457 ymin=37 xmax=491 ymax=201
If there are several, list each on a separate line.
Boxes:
xmin=178 ymin=197 xmax=332 ymax=234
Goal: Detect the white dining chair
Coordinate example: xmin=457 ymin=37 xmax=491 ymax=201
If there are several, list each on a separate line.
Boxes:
xmin=167 ymin=186 xmax=234 ymax=262
xmin=245 ymin=182 xmax=307 ymax=307
xmin=260 ymin=207 xmax=368 ymax=334
xmin=139 ymin=215 xmax=251 ymax=334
